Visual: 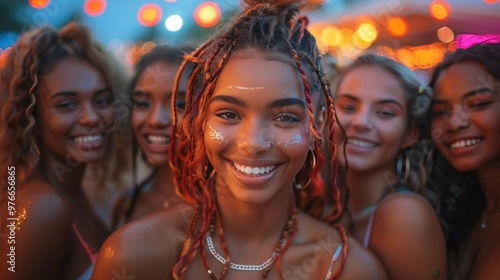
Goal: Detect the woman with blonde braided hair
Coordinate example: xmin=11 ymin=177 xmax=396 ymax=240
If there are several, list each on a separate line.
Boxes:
xmin=92 ymin=1 xmax=386 ymax=279
xmin=0 ymin=22 xmax=130 ymax=279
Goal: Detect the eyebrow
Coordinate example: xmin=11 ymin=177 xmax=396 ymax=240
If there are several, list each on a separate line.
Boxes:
xmin=133 ymin=90 xmax=150 ymax=98
xmin=50 ymin=88 xmax=111 ymax=100
xmin=209 ymin=95 xmax=306 ymax=109
xmin=433 ymin=87 xmax=496 ymax=105
xmin=338 ymin=93 xmax=404 ymax=110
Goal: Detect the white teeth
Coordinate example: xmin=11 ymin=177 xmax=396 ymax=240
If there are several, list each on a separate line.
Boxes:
xmin=74 ymin=134 xmax=102 ymax=144
xmin=450 ymin=138 xmax=482 ymax=149
xmin=146 ymin=135 xmax=171 ymax=144
xmin=233 ymin=162 xmax=276 ymax=176
xmin=348 ymin=138 xmax=376 ymax=148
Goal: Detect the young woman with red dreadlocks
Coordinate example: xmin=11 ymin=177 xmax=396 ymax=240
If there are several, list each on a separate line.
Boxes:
xmin=92 ymin=1 xmax=387 ymax=279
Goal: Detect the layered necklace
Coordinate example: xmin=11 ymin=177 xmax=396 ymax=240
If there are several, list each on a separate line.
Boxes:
xmin=202 ymin=206 xmax=297 ymax=280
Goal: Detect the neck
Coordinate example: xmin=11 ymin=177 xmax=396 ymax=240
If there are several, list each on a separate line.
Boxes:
xmin=38 ymin=151 xmax=86 ymax=194
xmin=215 ymin=186 xmax=293 ymax=243
xmin=346 ymin=165 xmax=395 ymax=215
xmin=477 ymin=161 xmax=500 ymax=213
xmin=151 ymin=163 xmax=176 ymax=197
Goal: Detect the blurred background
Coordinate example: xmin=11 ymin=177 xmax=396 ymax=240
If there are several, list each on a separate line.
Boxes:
xmin=1 ymin=0 xmax=499 ymax=81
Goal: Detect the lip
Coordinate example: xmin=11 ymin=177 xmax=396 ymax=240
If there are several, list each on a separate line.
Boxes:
xmin=446 ymin=136 xmax=484 ymax=156
xmin=346 ymin=136 xmax=378 ymax=152
xmin=143 ymin=134 xmax=171 ymax=154
xmin=229 ymin=159 xmax=281 ymax=186
xmin=71 ymin=133 xmax=105 ymax=150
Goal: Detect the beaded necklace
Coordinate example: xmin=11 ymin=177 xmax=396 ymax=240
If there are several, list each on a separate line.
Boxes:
xmin=201 ymin=206 xmax=297 ymax=280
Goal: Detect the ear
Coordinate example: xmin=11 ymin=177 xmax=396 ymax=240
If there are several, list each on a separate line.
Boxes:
xmin=315 ymin=106 xmax=327 ymax=133
xmin=401 ymin=127 xmax=418 ymax=148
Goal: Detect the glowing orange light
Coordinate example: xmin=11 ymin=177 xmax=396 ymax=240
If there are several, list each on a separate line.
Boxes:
xmin=387 ymin=17 xmax=408 ymax=37
xmin=29 ymin=0 xmax=50 ymax=9
xmin=483 ymin=0 xmax=499 ymax=3
xmin=138 ymin=3 xmax=163 ymax=27
xmin=194 ymin=2 xmax=221 ymax=28
xmin=84 ymin=0 xmax=106 ymax=17
xmin=430 ymin=1 xmax=451 ymax=20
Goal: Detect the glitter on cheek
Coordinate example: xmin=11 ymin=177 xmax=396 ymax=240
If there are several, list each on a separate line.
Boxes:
xmin=275 ymin=134 xmax=304 ymax=148
xmin=206 ymin=122 xmax=227 ymax=144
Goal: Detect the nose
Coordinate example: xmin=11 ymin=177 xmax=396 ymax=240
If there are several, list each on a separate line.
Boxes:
xmin=352 ymin=109 xmax=372 ymax=131
xmin=236 ymin=119 xmax=273 ymax=154
xmin=79 ymin=103 xmax=99 ymax=127
xmin=446 ymin=104 xmax=470 ymax=131
xmin=147 ymin=104 xmax=172 ymax=128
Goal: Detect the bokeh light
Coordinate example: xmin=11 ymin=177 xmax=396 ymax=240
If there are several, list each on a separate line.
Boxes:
xmin=165 ymin=15 xmax=183 ymax=32
xmin=430 ymin=1 xmax=452 ymax=20
xmin=29 ymin=0 xmax=50 ymax=9
xmin=138 ymin=3 xmax=162 ymax=27
xmin=387 ymin=17 xmax=408 ymax=37
xmin=194 ymin=2 xmax=221 ymax=28
xmin=84 ymin=0 xmax=106 ymax=17
xmin=437 ymin=26 xmax=454 ymax=43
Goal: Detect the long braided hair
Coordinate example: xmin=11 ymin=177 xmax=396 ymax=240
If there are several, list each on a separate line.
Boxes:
xmin=168 ymin=0 xmax=343 ymax=278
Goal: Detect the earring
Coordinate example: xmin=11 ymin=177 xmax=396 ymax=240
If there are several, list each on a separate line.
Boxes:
xmin=294 ymin=149 xmax=316 ymax=190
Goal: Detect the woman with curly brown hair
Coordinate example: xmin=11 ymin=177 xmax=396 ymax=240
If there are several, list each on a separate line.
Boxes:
xmin=92 ymin=1 xmax=386 ymax=279
xmin=428 ymin=42 xmax=500 ymax=279
xmin=0 ymin=22 xmax=129 ymax=279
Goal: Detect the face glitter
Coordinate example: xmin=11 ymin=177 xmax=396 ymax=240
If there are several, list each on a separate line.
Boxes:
xmin=206 ymin=122 xmax=226 ymax=144
xmin=275 ymin=134 xmax=302 ymax=148
xmin=228 ymin=85 xmax=264 ymax=90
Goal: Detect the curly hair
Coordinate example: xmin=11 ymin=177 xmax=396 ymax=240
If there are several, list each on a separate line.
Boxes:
xmin=0 ymin=22 xmax=130 ymax=194
xmin=168 ymin=0 xmax=344 ymax=278
xmin=427 ymin=42 xmax=500 ymax=256
xmin=331 ymin=53 xmax=437 ymax=210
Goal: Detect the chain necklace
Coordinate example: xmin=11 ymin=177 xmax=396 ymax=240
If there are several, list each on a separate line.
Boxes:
xmin=202 ymin=206 xmax=297 ymax=279
xmin=480 ymin=211 xmax=500 ymax=229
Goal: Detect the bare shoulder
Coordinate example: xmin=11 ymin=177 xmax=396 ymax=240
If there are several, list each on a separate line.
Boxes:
xmin=289 ymin=212 xmax=386 ymax=279
xmin=92 ymin=202 xmax=196 ymax=279
xmin=0 ymin=178 xmax=74 ymax=278
xmin=341 ymin=236 xmax=388 ymax=280
xmin=375 ymin=192 xmax=441 ymax=232
xmin=370 ymin=192 xmax=446 ymax=280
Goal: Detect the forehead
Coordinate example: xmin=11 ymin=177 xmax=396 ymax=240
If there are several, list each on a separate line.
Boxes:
xmin=338 ymin=65 xmax=406 ymax=103
xmin=434 ymin=61 xmax=493 ymax=98
xmin=213 ymin=56 xmax=302 ymax=99
xmin=40 ymin=57 xmax=105 ymax=93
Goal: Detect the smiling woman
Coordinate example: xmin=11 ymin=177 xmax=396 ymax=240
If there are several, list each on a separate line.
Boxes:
xmin=331 ymin=53 xmax=446 ymax=280
xmin=0 ymin=22 xmax=129 ymax=279
xmin=91 ymin=0 xmax=387 ymax=279
xmin=428 ymin=42 xmax=500 ymax=279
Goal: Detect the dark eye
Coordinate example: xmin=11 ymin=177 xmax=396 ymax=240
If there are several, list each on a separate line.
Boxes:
xmin=376 ymin=110 xmax=396 ymax=118
xmin=57 ymin=100 xmax=77 ymax=109
xmin=340 ymin=103 xmax=356 ymax=112
xmin=95 ymin=96 xmax=112 ymax=107
xmin=133 ymin=100 xmax=150 ymax=108
xmin=465 ymin=100 xmax=492 ymax=111
xmin=216 ymin=110 xmax=239 ymax=120
xmin=431 ymin=109 xmax=450 ymax=119
xmin=175 ymin=100 xmax=186 ymax=111
xmin=274 ymin=114 xmax=300 ymax=123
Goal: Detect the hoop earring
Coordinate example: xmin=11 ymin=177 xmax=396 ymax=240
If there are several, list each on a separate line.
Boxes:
xmin=294 ymin=149 xmax=316 ymax=190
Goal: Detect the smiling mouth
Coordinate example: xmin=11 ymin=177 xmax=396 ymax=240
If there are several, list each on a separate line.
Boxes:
xmin=146 ymin=135 xmax=171 ymax=145
xmin=348 ymin=138 xmax=377 ymax=148
xmin=73 ymin=134 xmax=103 ymax=144
xmin=449 ymin=138 xmax=483 ymax=149
xmin=233 ymin=162 xmax=277 ymax=176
